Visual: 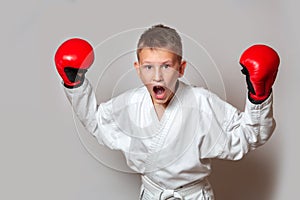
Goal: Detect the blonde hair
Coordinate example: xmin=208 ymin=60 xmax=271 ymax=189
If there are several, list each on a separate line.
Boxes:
xmin=137 ymin=24 xmax=183 ymax=62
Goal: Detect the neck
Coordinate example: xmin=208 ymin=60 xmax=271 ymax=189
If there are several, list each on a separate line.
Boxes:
xmin=153 ymin=103 xmax=166 ymax=121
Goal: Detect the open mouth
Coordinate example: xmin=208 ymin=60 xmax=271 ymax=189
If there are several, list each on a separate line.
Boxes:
xmin=153 ymin=85 xmax=166 ymax=99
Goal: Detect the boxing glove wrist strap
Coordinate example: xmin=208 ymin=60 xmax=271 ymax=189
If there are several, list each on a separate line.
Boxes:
xmin=248 ymin=89 xmax=272 ymax=104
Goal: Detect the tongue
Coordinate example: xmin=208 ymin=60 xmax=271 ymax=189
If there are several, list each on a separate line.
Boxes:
xmin=156 ymin=88 xmax=164 ymax=94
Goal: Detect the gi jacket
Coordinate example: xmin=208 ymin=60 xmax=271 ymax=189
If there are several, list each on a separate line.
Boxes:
xmin=64 ymin=79 xmax=275 ymax=189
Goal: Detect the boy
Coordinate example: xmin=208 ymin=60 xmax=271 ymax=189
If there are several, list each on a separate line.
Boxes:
xmin=55 ymin=24 xmax=279 ymax=199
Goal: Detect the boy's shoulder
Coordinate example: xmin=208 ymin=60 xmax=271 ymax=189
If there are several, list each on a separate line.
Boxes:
xmin=108 ymin=85 xmax=148 ymax=105
xmin=180 ymin=81 xmax=215 ymax=99
xmin=180 ymin=82 xmax=230 ymax=113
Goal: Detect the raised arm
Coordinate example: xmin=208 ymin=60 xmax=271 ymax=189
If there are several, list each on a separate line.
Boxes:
xmin=54 ymin=38 xmax=100 ymax=135
xmin=54 ymin=38 xmax=129 ymax=150
xmin=200 ymin=44 xmax=280 ymax=160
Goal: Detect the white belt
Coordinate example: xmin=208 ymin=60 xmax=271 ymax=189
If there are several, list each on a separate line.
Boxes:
xmin=141 ymin=176 xmax=208 ymax=200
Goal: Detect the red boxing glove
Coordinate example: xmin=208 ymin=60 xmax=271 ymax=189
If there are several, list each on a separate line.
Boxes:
xmin=240 ymin=44 xmax=280 ymax=104
xmin=55 ymin=38 xmax=94 ymax=88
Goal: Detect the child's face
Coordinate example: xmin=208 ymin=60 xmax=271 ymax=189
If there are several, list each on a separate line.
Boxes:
xmin=134 ymin=48 xmax=186 ymax=107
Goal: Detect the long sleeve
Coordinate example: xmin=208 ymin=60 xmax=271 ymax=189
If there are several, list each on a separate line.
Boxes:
xmin=199 ymin=90 xmax=276 ymax=160
xmin=64 ymin=79 xmax=100 ymax=136
xmin=63 ymin=79 xmax=131 ymax=150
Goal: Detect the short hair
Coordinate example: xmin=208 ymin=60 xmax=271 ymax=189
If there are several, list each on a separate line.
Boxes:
xmin=136 ymin=24 xmax=183 ymax=62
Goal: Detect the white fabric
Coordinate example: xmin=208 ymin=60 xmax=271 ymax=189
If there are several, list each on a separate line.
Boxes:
xmin=64 ymin=79 xmax=275 ymax=191
xmin=140 ymin=175 xmax=214 ymax=200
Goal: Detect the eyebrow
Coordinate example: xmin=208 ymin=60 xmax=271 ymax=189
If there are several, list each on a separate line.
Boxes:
xmin=141 ymin=60 xmax=173 ymax=65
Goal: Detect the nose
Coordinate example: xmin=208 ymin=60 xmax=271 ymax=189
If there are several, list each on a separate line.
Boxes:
xmin=153 ymin=66 xmax=163 ymax=82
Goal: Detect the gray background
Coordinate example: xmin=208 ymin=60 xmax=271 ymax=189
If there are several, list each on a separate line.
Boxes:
xmin=1 ymin=0 xmax=299 ymax=199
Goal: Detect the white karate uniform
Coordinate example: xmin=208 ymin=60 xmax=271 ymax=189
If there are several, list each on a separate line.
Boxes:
xmin=64 ymin=79 xmax=275 ymax=200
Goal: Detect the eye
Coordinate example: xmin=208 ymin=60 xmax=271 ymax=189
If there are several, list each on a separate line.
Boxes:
xmin=162 ymin=64 xmax=171 ymax=69
xmin=143 ymin=65 xmax=153 ymax=70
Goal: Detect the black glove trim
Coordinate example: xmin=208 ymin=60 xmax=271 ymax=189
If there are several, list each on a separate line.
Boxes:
xmin=240 ymin=65 xmax=256 ymax=95
xmin=63 ymin=67 xmax=87 ymax=89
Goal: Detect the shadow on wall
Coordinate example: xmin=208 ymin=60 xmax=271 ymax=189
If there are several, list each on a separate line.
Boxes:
xmin=209 ymin=151 xmax=277 ymax=200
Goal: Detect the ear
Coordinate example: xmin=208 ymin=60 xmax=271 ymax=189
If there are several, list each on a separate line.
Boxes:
xmin=178 ymin=60 xmax=187 ymax=78
xmin=134 ymin=61 xmax=140 ymax=76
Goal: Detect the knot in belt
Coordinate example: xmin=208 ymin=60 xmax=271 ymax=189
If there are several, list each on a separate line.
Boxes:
xmin=141 ymin=175 xmax=207 ymax=200
xmin=160 ymin=189 xmax=183 ymax=200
